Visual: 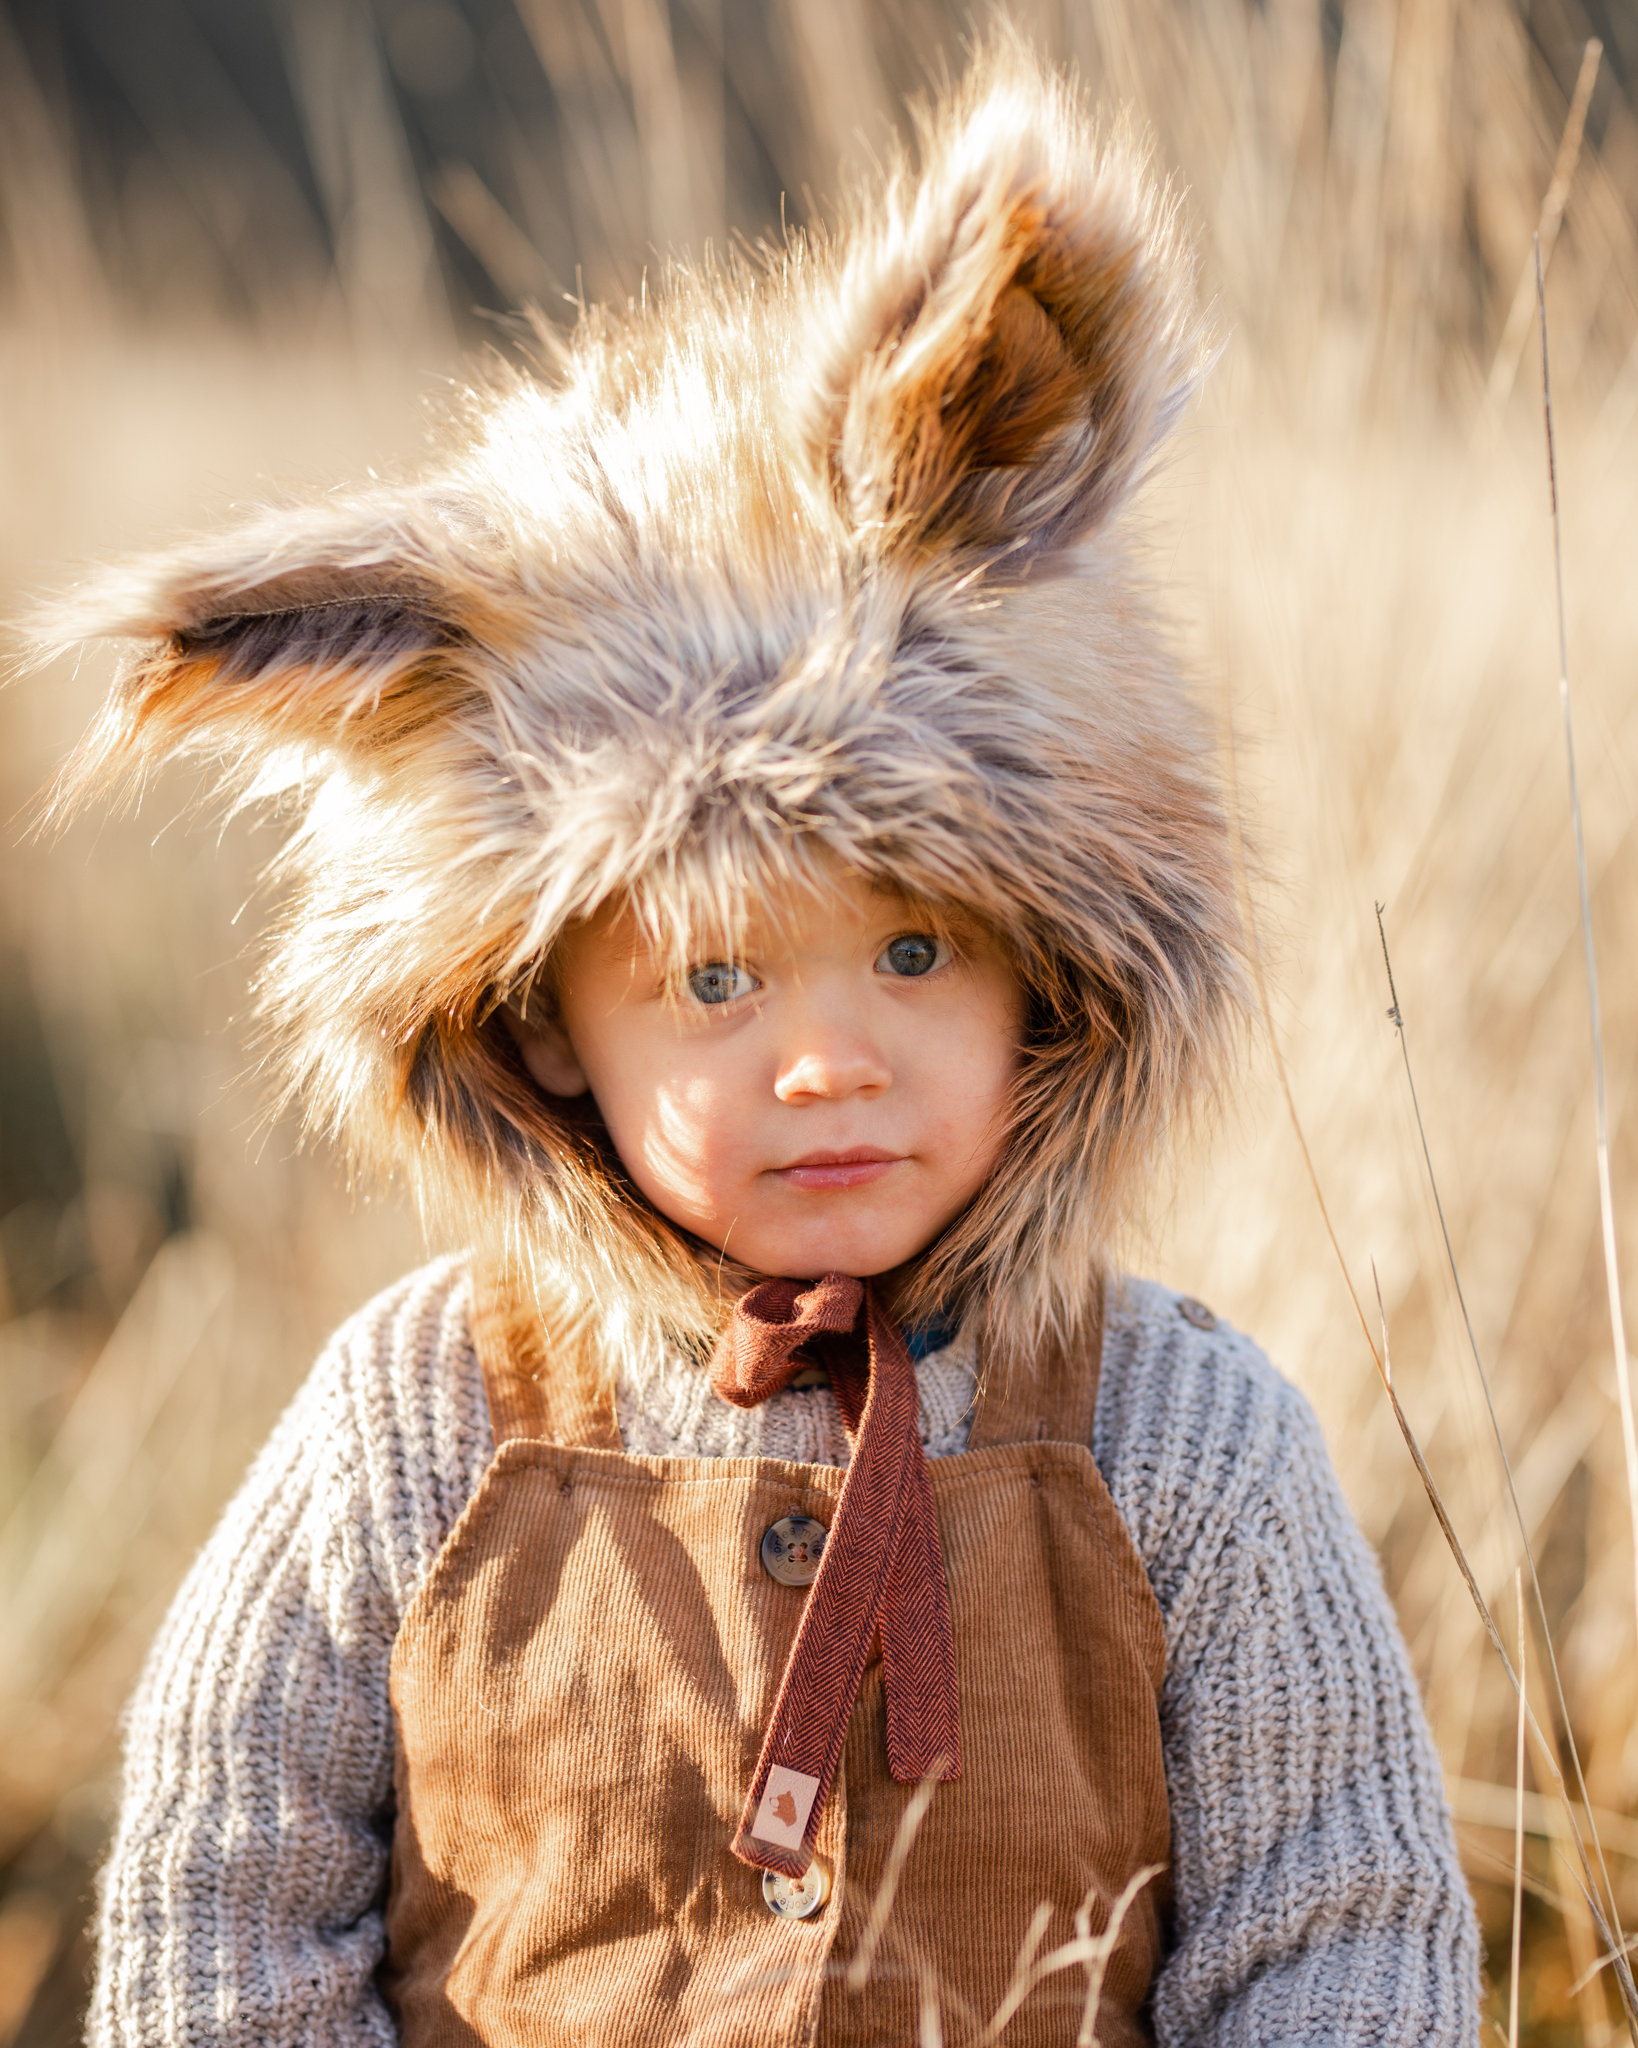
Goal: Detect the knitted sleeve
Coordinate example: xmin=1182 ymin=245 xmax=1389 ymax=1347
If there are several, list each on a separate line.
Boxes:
xmin=1095 ymin=1283 xmax=1482 ymax=2047
xmin=89 ymin=1261 xmax=493 ymax=2048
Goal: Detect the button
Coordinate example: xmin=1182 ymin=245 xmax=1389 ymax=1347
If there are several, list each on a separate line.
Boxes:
xmin=1177 ymin=1296 xmax=1217 ymax=1332
xmin=762 ymin=1858 xmax=831 ymax=1919
xmin=761 ymin=1514 xmax=827 ymax=1586
xmin=788 ymin=1364 xmax=829 ymax=1390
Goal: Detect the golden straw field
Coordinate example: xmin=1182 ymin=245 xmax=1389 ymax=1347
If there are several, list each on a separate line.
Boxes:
xmin=3 ymin=0 xmax=1638 ymax=2040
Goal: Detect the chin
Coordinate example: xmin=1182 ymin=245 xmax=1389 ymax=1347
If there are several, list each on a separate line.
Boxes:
xmin=760 ymin=1240 xmax=916 ymax=1282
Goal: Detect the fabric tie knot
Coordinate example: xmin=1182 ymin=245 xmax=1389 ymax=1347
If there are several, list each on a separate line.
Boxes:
xmin=710 ymin=1273 xmax=962 ymax=1878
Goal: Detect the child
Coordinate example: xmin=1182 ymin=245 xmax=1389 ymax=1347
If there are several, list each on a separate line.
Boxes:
xmin=49 ymin=39 xmax=1479 ymax=2048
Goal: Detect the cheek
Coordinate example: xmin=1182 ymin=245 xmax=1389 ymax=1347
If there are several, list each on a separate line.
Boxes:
xmin=645 ymin=1071 xmax=734 ymax=1185
xmin=957 ymin=1034 xmax=1021 ymax=1169
xmin=585 ymin=1038 xmax=758 ymax=1217
xmin=908 ymin=980 xmax=1022 ymax=1173
xmin=971 ymin=978 xmax=1025 ymax=1145
xmin=975 ymin=979 xmax=1025 ymax=1087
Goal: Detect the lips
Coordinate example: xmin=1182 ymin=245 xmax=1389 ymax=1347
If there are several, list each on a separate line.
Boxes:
xmin=770 ymin=1148 xmax=902 ymax=1191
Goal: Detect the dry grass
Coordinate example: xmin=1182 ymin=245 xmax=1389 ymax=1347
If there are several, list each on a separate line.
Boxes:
xmin=3 ymin=0 xmax=1638 ymax=2040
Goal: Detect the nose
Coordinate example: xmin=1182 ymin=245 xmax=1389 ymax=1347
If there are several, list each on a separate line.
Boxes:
xmin=773 ymin=1016 xmax=891 ymax=1105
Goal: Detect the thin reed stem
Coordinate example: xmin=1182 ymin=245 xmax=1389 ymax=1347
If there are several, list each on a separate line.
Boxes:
xmin=1510 ymin=1570 xmax=1526 ymax=2048
xmin=981 ymin=1902 xmax=1055 ymax=2042
xmin=1073 ymin=1864 xmax=1162 ymax=2048
xmin=1219 ymin=675 xmax=1382 ymax=1371
xmin=846 ymin=1765 xmax=942 ymax=1991
xmin=919 ymin=1969 xmax=944 ymax=2048
xmin=1226 ymin=670 xmax=1636 ymax=2021
xmin=1367 ymin=1263 xmax=1515 ymax=1683
xmin=1573 ymin=1936 xmax=1638 ymax=2003
xmin=1373 ymin=914 xmax=1637 ymax=2032
xmin=1480 ymin=40 xmax=1601 ymax=431
xmin=1230 ymin=677 xmax=1625 ymax=1961
xmin=978 ymin=1865 xmax=1161 ymax=2045
xmin=1535 ymin=232 xmax=1638 ymax=1683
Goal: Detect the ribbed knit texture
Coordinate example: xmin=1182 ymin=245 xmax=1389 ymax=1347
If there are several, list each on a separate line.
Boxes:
xmin=89 ymin=1261 xmax=1481 ymax=2046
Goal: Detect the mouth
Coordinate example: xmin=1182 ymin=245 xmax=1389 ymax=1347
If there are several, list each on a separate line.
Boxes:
xmin=769 ymin=1147 xmax=903 ymax=1192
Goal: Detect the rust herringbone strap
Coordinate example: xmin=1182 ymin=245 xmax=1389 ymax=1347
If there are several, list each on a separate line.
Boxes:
xmin=710 ymin=1273 xmax=961 ymax=1878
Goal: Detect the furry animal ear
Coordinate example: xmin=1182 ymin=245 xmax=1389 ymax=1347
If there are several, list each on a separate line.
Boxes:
xmin=800 ymin=43 xmax=1203 ymax=568
xmin=35 ymin=489 xmax=488 ymax=810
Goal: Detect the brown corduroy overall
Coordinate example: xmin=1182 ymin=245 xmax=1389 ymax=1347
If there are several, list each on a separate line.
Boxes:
xmin=381 ymin=1294 xmax=1171 ymax=2047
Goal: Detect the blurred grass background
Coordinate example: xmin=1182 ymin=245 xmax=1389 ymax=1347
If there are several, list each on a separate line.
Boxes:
xmin=2 ymin=0 xmax=1638 ymax=2040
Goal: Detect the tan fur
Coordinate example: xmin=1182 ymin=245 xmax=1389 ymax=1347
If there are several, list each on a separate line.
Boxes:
xmin=35 ymin=35 xmax=1242 ymax=1375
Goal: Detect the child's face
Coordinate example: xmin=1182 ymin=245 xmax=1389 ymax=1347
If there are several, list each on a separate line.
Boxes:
xmin=509 ymin=870 xmax=1023 ymax=1283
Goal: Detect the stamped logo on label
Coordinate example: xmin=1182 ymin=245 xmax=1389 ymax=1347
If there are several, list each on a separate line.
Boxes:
xmin=753 ymin=1766 xmax=820 ymax=1850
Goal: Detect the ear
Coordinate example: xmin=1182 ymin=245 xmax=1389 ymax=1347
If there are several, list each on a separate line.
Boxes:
xmin=502 ymin=1001 xmax=591 ymax=1100
xmin=800 ymin=39 xmax=1205 ymax=568
xmin=32 ymin=487 xmax=498 ymax=813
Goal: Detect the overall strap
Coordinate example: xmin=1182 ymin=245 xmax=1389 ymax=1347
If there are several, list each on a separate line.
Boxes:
xmin=965 ymin=1270 xmax=1105 ymax=1453
xmin=467 ymin=1263 xmax=621 ymax=1450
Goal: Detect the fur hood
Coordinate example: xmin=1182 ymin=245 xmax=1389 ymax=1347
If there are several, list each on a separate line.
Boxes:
xmin=42 ymin=38 xmax=1242 ymax=1373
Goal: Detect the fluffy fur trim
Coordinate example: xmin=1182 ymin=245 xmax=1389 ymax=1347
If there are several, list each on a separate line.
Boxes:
xmin=36 ymin=36 xmax=1242 ymax=1373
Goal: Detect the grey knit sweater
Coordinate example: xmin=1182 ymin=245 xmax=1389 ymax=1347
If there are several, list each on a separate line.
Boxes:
xmin=90 ymin=1261 xmax=1481 ymax=2045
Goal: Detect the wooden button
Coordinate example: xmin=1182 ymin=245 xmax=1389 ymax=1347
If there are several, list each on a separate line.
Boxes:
xmin=1178 ymin=1296 xmax=1217 ymax=1331
xmin=762 ymin=1858 xmax=831 ymax=1919
xmin=761 ymin=1514 xmax=827 ymax=1586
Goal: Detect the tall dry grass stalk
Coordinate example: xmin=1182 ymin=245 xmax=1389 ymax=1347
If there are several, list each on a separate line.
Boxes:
xmin=3 ymin=0 xmax=1638 ymax=2040
xmin=1537 ymin=222 xmax=1638 ymax=1687
xmin=722 ymin=1774 xmax=1158 ymax=2043
xmin=1514 ymin=1568 xmax=1530 ymax=2048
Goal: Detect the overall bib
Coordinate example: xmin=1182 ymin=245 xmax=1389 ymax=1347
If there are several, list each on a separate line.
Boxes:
xmin=381 ymin=1292 xmax=1170 ymax=2046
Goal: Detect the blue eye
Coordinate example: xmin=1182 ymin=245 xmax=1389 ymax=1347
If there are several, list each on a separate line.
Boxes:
xmin=687 ymin=962 xmax=756 ymax=1006
xmin=877 ymin=933 xmax=945 ymax=978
